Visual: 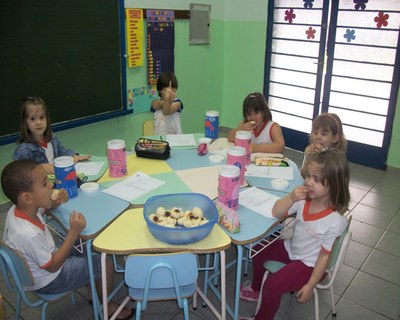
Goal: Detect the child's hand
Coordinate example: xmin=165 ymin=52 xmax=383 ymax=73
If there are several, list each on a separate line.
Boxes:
xmin=162 ymin=81 xmax=176 ymax=103
xmin=296 ymin=283 xmax=314 ymax=303
xmin=69 ymin=210 xmax=86 ymax=236
xmin=290 ymin=185 xmax=309 ymax=202
xmin=73 ymin=154 xmax=91 ymax=162
xmin=243 ymin=120 xmax=256 ymax=131
xmin=305 ymin=143 xmax=324 ymax=155
xmin=51 ymin=188 xmax=69 ymax=204
xmin=42 ymin=163 xmax=54 ymax=174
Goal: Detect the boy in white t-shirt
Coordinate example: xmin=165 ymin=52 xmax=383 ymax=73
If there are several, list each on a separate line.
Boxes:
xmin=1 ymin=159 xmax=133 ymax=319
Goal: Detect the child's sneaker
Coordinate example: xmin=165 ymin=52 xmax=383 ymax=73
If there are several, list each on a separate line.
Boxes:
xmin=239 ymin=280 xmax=260 ymax=302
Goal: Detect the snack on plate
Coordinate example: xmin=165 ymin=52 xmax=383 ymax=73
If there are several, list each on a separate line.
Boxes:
xmin=149 ymin=206 xmax=209 ymax=228
xmin=215 ymin=200 xmax=240 ymax=233
xmin=254 ymin=157 xmax=289 ymax=167
xmin=51 ymin=189 xmax=60 ymax=201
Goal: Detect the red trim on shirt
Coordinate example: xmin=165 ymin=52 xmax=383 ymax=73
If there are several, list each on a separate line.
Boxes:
xmin=321 ymin=246 xmax=331 ymax=254
xmin=269 ymin=122 xmax=276 ymax=138
xmin=302 ymin=200 xmax=334 ymax=221
xmin=14 ymin=208 xmax=46 ymax=231
xmin=252 ymin=120 xmax=268 ymax=138
xmin=40 ymin=256 xmax=54 ymax=269
xmin=39 ymin=141 xmax=48 ymax=148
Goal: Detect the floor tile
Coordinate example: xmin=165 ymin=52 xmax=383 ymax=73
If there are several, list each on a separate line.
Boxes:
xmin=349 ymin=186 xmax=369 ymax=203
xmin=343 ymin=271 xmax=400 ymax=319
xmin=375 ymin=230 xmax=400 ymax=257
xmin=360 ymin=192 xmax=400 ymax=214
xmin=333 ymin=297 xmax=393 ymax=320
xmin=387 ymin=211 xmax=400 ymax=234
xmin=371 ymin=179 xmax=400 ymax=199
xmin=351 ymin=203 xmax=395 ymax=229
xmin=344 ymin=240 xmax=373 ymax=270
xmin=349 ymin=220 xmax=385 ymax=248
xmin=361 ymin=249 xmax=400 ymax=285
xmin=350 ymin=165 xmax=384 ymax=190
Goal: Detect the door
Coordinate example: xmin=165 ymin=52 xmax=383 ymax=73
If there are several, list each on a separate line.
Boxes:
xmin=264 ymin=0 xmax=400 ymax=169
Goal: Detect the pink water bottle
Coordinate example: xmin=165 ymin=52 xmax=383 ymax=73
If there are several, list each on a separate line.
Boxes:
xmin=227 ymin=146 xmax=246 ymax=186
xmin=235 ymin=130 xmax=252 ymax=165
xmin=218 ymin=165 xmax=240 ymax=210
xmin=107 ymin=139 xmax=127 ymax=178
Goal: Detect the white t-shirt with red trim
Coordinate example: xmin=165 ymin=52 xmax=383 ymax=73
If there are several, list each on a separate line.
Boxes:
xmin=284 ymin=200 xmax=347 ymax=267
xmin=40 ymin=141 xmax=55 ymax=163
xmin=252 ymin=120 xmax=276 ymax=144
xmin=3 ymin=206 xmax=60 ymax=290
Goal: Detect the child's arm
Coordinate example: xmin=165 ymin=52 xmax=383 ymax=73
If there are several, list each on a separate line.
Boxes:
xmin=73 ymin=154 xmax=91 ymax=162
xmin=250 ymin=123 xmax=285 ymax=153
xmin=151 ymin=99 xmax=164 ymax=110
xmin=45 ymin=211 xmax=86 ymax=273
xmin=272 ymin=185 xmax=308 ymax=218
xmin=295 ymin=249 xmax=330 ymax=303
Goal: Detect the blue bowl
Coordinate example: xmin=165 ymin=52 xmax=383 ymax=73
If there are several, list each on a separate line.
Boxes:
xmin=144 ymin=193 xmax=218 ymax=245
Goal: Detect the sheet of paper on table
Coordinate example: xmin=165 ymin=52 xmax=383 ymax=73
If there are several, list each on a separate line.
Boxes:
xmin=75 ymin=161 xmax=105 ymax=176
xmin=239 ymin=186 xmax=281 ymax=219
xmin=165 ymin=134 xmax=196 ymax=147
xmin=102 ymin=171 xmax=165 ymax=202
xmin=245 ymin=164 xmax=293 ymax=180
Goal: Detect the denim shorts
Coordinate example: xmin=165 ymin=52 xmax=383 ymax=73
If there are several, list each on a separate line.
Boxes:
xmin=35 ymin=253 xmax=101 ymax=295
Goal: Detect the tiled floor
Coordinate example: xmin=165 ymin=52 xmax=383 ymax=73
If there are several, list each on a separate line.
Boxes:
xmin=1 ymin=147 xmax=400 ymax=320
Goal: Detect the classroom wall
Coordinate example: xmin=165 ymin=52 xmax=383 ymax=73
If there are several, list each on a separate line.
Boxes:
xmin=1 ymin=0 xmax=399 ymax=204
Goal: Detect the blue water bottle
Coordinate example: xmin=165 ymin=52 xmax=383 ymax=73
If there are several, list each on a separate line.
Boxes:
xmin=205 ymin=110 xmax=219 ymax=139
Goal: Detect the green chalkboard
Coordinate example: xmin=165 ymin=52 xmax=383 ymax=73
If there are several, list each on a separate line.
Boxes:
xmin=0 ymin=0 xmax=124 ymax=139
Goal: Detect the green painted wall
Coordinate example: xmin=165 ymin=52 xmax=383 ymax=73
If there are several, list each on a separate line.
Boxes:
xmin=1 ymin=1 xmax=399 ymax=204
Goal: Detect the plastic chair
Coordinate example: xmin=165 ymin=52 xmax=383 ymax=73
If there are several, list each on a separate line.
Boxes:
xmin=0 ymin=240 xmax=75 ymax=320
xmin=255 ymin=220 xmax=352 ymax=320
xmin=124 ymin=253 xmax=198 ymax=320
xmin=142 ymin=119 xmax=155 ymax=136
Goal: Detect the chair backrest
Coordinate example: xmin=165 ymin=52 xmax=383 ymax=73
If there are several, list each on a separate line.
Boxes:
xmin=0 ymin=240 xmax=34 ymax=292
xmin=142 ymin=119 xmax=155 ymax=136
xmin=326 ymin=216 xmax=352 ymax=272
xmin=125 ymin=253 xmax=198 ymax=290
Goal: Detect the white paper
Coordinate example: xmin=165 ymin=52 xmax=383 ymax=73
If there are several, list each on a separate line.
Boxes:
xmin=245 ymin=164 xmax=293 ymax=180
xmin=239 ymin=187 xmax=281 ymax=218
xmin=165 ymin=134 xmax=196 ymax=147
xmin=102 ymin=171 xmax=165 ymax=202
xmin=75 ymin=162 xmax=105 ymax=176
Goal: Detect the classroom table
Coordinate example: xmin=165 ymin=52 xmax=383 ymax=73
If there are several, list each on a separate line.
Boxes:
xmin=94 ymin=136 xmax=303 ymax=320
xmin=92 ymin=208 xmax=232 ymax=320
xmin=49 ymin=187 xmax=130 ymax=320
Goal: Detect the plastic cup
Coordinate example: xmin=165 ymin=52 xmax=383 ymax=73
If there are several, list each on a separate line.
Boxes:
xmin=205 ymin=110 xmax=219 ymax=139
xmin=218 ymin=165 xmax=240 ymax=210
xmin=107 ymin=139 xmax=127 ymax=178
xmin=227 ymin=146 xmax=246 ymax=185
xmin=54 ymin=156 xmax=78 ymax=198
xmin=235 ymin=130 xmax=252 ymax=165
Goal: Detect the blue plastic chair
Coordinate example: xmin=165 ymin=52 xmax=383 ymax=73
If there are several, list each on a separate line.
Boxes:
xmin=124 ymin=252 xmax=198 ymax=320
xmin=0 ymin=240 xmax=75 ymax=320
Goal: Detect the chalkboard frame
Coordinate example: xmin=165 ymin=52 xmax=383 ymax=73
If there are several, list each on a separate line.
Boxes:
xmin=0 ymin=0 xmax=130 ymax=146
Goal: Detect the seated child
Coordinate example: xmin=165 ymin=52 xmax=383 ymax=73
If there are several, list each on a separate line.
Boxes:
xmin=151 ymin=72 xmax=184 ymax=134
xmin=13 ymin=96 xmax=90 ymax=174
xmin=228 ymin=92 xmax=285 ymax=153
xmin=1 ymin=159 xmax=132 ymax=319
xmin=301 ymin=112 xmax=347 ymax=177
